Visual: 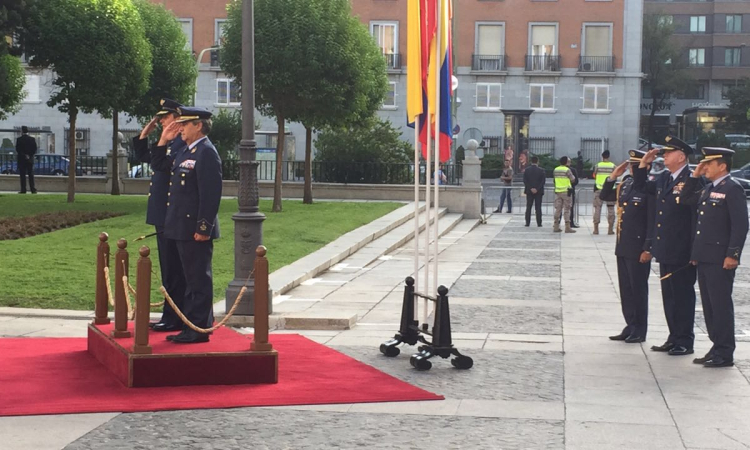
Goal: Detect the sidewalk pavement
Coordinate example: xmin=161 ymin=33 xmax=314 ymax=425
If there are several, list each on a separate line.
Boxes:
xmin=2 ymin=212 xmax=750 ymax=450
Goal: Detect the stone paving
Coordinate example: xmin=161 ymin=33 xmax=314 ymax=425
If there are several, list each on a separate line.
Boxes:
xmin=3 ymin=210 xmax=750 ymax=450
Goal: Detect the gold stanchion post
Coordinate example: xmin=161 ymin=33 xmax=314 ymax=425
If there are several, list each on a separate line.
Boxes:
xmin=111 ymin=238 xmax=131 ymax=338
xmin=133 ymin=246 xmax=152 ymax=354
xmin=94 ymin=232 xmax=110 ymax=325
xmin=251 ymin=246 xmax=272 ymax=351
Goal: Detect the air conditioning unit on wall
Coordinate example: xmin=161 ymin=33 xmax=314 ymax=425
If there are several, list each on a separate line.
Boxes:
xmin=75 ymin=131 xmax=84 ymax=140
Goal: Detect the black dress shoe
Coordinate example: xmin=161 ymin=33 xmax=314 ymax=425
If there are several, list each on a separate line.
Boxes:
xmin=151 ymin=322 xmax=181 ymax=332
xmin=31 ymin=190 xmax=37 ymax=194
xmin=625 ymin=335 xmax=645 ymax=343
xmin=703 ymin=356 xmax=734 ymax=368
xmin=18 ymin=191 xmax=26 ymax=194
xmin=494 ymin=208 xmax=501 ymax=213
xmin=693 ymin=354 xmax=713 ymax=364
xmin=608 ymin=332 xmax=629 ymax=341
xmin=166 ymin=330 xmax=186 ymax=341
xmin=537 ymin=224 xmax=542 ymax=227
xmin=525 ymin=224 xmax=530 ymax=227
xmin=651 ymin=342 xmax=675 ymax=352
xmin=171 ymin=330 xmax=209 ymax=344
xmin=668 ymin=345 xmax=694 ymax=356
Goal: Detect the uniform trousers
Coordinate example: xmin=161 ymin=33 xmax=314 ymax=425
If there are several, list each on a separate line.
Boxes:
xmin=155 ymin=226 xmax=186 ymax=326
xmin=593 ymin=195 xmax=615 ymax=225
xmin=18 ymin=158 xmax=35 ymax=192
xmin=553 ymin=192 xmax=572 ymax=225
xmin=616 ymin=257 xmax=650 ymax=337
xmin=173 ymin=239 xmax=215 ymax=330
xmin=697 ymin=263 xmax=736 ymax=360
xmin=525 ymin=192 xmax=543 ymax=226
xmin=659 ymin=262 xmax=696 ymax=349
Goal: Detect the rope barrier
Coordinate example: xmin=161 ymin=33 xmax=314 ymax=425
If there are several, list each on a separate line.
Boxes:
xmin=102 ymin=267 xmax=115 ymax=307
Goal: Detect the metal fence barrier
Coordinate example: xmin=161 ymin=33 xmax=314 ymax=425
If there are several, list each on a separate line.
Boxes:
xmin=483 ymin=185 xmax=601 ymax=223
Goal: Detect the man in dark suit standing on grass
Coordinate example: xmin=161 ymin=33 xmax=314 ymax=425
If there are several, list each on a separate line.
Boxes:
xmin=523 ymin=155 xmax=546 ymax=227
xmin=15 ymin=126 xmax=37 ymax=194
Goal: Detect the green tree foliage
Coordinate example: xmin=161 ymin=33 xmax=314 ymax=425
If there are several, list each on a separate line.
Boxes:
xmin=130 ymin=0 xmax=196 ymax=122
xmin=726 ymin=78 xmax=750 ymax=133
xmin=24 ymin=0 xmax=151 ymax=201
xmin=222 ymin=0 xmax=388 ymax=210
xmin=642 ymin=14 xmax=692 ymax=143
xmin=696 ymin=132 xmax=731 ymax=152
xmin=313 ymin=118 xmax=412 ymax=183
xmin=0 ymin=0 xmax=35 ymax=120
xmin=210 ymin=109 xmax=242 ymax=160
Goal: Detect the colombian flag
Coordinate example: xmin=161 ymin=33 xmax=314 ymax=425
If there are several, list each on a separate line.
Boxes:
xmin=407 ymin=0 xmax=452 ymax=163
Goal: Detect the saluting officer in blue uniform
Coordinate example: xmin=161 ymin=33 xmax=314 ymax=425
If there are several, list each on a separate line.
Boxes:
xmin=601 ymin=150 xmax=655 ymax=343
xmin=132 ymin=99 xmax=187 ymax=332
xmin=152 ymin=106 xmax=222 ymax=344
xmin=634 ymin=136 xmax=702 ymax=356
xmin=679 ymin=147 xmax=748 ymax=367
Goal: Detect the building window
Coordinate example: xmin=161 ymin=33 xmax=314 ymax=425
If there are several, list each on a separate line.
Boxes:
xmin=216 ymin=78 xmax=240 ymax=105
xmin=677 ymin=82 xmax=706 ymax=100
xmin=689 ymin=16 xmax=706 ymax=34
xmin=474 ymin=23 xmax=504 ymax=70
xmin=582 ymin=85 xmax=609 ymax=111
xmin=383 ymin=82 xmax=397 ymax=108
xmin=530 ymin=24 xmax=557 ymax=57
xmin=22 ymin=74 xmax=41 ymax=103
xmin=215 ymin=19 xmax=227 ymax=46
xmin=371 ymin=21 xmax=398 ymax=68
xmin=722 ymin=83 xmax=735 ymax=100
xmin=529 ymin=84 xmax=554 ymax=110
xmin=689 ymin=48 xmax=705 ymax=67
xmin=726 ymin=48 xmax=741 ymax=67
xmin=642 ymin=83 xmax=652 ymax=99
xmin=726 ymin=15 xmax=742 ymax=34
xmin=658 ymin=15 xmax=673 ymax=26
xmin=178 ymin=18 xmax=193 ymax=52
xmin=475 ymin=83 xmax=501 ymax=110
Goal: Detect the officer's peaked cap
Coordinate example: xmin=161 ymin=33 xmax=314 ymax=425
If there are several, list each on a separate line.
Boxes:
xmin=175 ymin=106 xmax=213 ymax=123
xmin=156 ymin=98 xmax=182 ymax=116
xmin=701 ymin=147 xmax=735 ymax=162
xmin=662 ymin=135 xmax=694 ymax=157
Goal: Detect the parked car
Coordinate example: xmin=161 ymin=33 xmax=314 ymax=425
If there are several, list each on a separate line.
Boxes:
xmin=731 ymin=162 xmax=750 ymax=180
xmin=732 ymin=176 xmax=750 ymax=197
xmin=725 ymin=134 xmax=750 ymax=150
xmin=0 ymin=154 xmax=82 ymax=176
xmin=638 ymin=138 xmax=664 ymax=151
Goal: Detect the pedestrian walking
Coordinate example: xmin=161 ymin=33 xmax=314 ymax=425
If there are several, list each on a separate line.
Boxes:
xmin=495 ymin=159 xmax=513 ymax=213
xmin=634 ymin=136 xmax=701 ymax=356
xmin=15 ymin=126 xmax=37 ymax=194
xmin=593 ymin=150 xmax=616 ymax=235
xmin=601 ymin=151 xmax=654 ymax=343
xmin=553 ymin=156 xmax=576 ymax=233
xmin=679 ymin=147 xmax=748 ymax=368
xmin=523 ymin=155 xmax=545 ymax=227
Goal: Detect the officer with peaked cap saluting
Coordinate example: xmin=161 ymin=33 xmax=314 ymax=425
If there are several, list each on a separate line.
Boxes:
xmin=679 ymin=147 xmax=748 ymax=367
xmin=601 ymin=150 xmax=655 ymax=343
xmin=635 ymin=136 xmax=703 ymax=356
xmin=152 ymin=106 xmax=222 ymax=344
xmin=132 ymin=99 xmax=187 ymax=332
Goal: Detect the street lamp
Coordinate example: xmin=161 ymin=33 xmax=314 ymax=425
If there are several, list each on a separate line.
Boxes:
xmin=193 ymin=46 xmax=219 ymax=106
xmin=225 ymin=0 xmax=266 ymax=317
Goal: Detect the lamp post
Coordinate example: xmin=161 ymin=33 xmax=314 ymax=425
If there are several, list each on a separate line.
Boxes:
xmin=193 ymin=46 xmax=219 ymax=106
xmin=225 ymin=0 xmax=267 ymax=317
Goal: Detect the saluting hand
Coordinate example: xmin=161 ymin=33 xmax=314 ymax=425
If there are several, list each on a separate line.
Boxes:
xmin=139 ymin=116 xmax=159 ymax=139
xmin=639 ymin=148 xmax=659 ymax=168
xmin=609 ymin=161 xmax=630 ymax=180
xmin=723 ymin=257 xmax=739 ymax=270
xmin=158 ymin=122 xmax=181 ymax=145
xmin=693 ymin=161 xmax=708 ymax=178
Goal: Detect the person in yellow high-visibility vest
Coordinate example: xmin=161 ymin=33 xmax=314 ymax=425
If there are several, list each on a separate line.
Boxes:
xmin=553 ymin=156 xmax=577 ymax=233
xmin=593 ymin=150 xmax=616 ymax=235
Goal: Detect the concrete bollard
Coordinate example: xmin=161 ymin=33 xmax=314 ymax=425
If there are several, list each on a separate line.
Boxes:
xmin=94 ymin=232 xmax=111 ymax=325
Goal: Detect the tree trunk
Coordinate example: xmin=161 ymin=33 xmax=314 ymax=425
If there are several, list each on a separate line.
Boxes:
xmin=67 ymin=109 xmax=78 ymax=203
xmin=111 ymin=112 xmax=120 ymax=195
xmin=303 ymin=126 xmax=313 ymax=204
xmin=273 ymin=114 xmax=284 ymax=212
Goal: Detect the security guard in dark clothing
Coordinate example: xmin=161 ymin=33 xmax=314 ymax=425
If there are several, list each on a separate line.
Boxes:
xmin=132 ymin=99 xmax=187 ymax=332
xmin=601 ymin=150 xmax=655 ymax=343
xmin=152 ymin=106 xmax=222 ymax=344
xmin=679 ymin=147 xmax=748 ymax=367
xmin=635 ymin=136 xmax=701 ymax=356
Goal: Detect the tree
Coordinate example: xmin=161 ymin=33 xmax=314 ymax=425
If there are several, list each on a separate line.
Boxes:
xmin=0 ymin=0 xmax=35 ymax=120
xmin=24 ymin=0 xmax=151 ymax=201
xmin=696 ymin=132 xmax=731 ymax=152
xmin=726 ymin=78 xmax=750 ymax=133
xmin=210 ymin=108 xmax=242 ymax=160
xmin=642 ymin=14 xmax=692 ymax=144
xmin=222 ymin=0 xmax=387 ymax=211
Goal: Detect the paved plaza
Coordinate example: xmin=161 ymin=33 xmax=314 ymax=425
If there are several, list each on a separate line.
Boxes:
xmin=2 ymin=210 xmax=750 ymax=450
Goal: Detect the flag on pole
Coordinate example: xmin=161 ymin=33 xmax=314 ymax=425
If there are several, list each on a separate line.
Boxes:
xmin=406 ymin=0 xmax=423 ymax=124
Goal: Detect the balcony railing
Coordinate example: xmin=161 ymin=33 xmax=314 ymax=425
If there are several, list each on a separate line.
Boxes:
xmin=525 ymin=55 xmax=561 ymax=72
xmin=578 ymin=56 xmax=615 ymax=73
xmin=384 ymin=53 xmax=401 ymax=70
xmin=471 ymin=54 xmax=506 ymax=71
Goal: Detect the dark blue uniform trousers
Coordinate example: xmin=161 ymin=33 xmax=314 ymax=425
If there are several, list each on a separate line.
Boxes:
xmin=659 ymin=262 xmax=696 ymax=349
xmin=697 ymin=263 xmax=736 ymax=360
xmin=155 ymin=226 xmax=185 ymax=326
xmin=174 ymin=239 xmax=215 ymax=329
xmin=617 ymin=257 xmax=650 ymax=338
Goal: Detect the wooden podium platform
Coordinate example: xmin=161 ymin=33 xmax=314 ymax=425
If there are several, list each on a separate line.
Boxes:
xmin=87 ymin=323 xmax=278 ymax=388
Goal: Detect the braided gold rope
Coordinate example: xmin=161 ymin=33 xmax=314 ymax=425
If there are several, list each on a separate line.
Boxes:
xmin=102 ymin=267 xmax=115 ymax=307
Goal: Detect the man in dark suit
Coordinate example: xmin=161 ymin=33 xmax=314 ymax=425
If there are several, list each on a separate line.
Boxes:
xmin=601 ymin=151 xmax=655 ymax=343
xmin=679 ymin=147 xmax=748 ymax=368
xmin=15 ymin=126 xmax=37 ymax=194
xmin=154 ymin=107 xmax=222 ymax=344
xmin=635 ymin=136 xmax=701 ymax=356
xmin=132 ymin=99 xmax=187 ymax=332
xmin=523 ymin=155 xmax=546 ymax=227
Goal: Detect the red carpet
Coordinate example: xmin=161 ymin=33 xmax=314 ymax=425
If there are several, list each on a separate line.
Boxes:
xmin=0 ymin=334 xmax=443 ymax=417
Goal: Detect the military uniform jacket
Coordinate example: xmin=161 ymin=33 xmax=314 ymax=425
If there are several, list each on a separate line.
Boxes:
xmin=601 ymin=176 xmax=655 ymax=260
xmin=152 ymin=137 xmax=222 ymax=241
xmin=633 ymin=165 xmax=698 ymax=265
xmin=132 ymin=135 xmax=186 ymax=227
xmin=679 ymin=176 xmax=748 ymax=265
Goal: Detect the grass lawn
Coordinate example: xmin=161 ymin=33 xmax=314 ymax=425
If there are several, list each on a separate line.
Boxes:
xmin=0 ymin=194 xmax=401 ymax=310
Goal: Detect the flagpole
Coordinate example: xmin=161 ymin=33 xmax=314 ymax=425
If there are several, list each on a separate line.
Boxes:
xmin=413 ymin=121 xmax=420 ymax=303
xmin=423 ymin=114 xmax=432 ymax=305
xmin=432 ymin=0 xmax=442 ymax=297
